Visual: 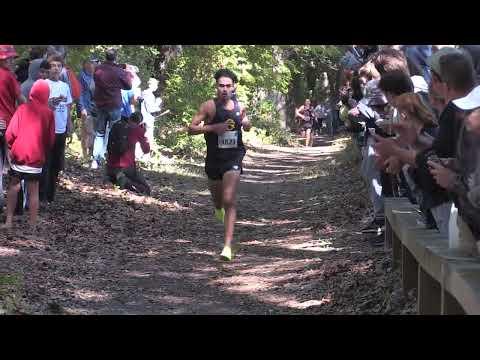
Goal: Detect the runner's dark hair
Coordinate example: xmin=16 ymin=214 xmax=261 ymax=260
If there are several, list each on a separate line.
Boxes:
xmin=214 ymin=68 xmax=238 ymax=83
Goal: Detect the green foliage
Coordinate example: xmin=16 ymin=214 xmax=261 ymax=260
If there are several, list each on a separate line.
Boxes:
xmin=13 ymin=44 xmax=345 ymax=157
xmin=248 ymin=99 xmax=293 ymax=146
xmin=160 ymin=45 xmax=295 ymax=155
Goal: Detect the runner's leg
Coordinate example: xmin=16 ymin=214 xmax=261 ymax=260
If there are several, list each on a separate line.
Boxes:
xmin=222 ymin=170 xmax=241 ymax=249
xmin=305 ymin=128 xmax=312 ymax=147
xmin=208 ymin=179 xmax=223 ymax=210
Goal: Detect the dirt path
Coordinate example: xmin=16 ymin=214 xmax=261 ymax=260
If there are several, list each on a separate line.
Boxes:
xmin=0 ymin=135 xmax=416 ymax=314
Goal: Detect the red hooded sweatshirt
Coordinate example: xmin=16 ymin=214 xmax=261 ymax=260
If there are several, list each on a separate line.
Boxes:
xmin=6 ymin=79 xmax=55 ymax=169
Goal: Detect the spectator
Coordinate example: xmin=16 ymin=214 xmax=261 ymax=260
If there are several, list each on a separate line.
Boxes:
xmin=459 ymin=45 xmax=480 ymax=84
xmin=340 ymin=45 xmax=365 ymax=71
xmin=359 ymin=68 xmax=412 ymax=245
xmin=91 ymin=48 xmax=132 ymax=169
xmin=372 ymin=48 xmax=409 ymax=76
xmin=358 ymin=61 xmax=381 ymax=85
xmin=429 ymin=85 xmax=480 ymax=256
xmin=78 ymin=58 xmax=98 ymax=161
xmin=140 ymin=77 xmax=162 ymax=149
xmin=14 ymin=46 xmax=47 ymax=84
xmin=377 ymin=70 xmax=414 ymax=109
xmin=374 ymin=48 xmax=476 ymax=236
xmin=15 ymin=59 xmax=50 ymax=214
xmin=3 ymin=80 xmax=55 ymax=229
xmin=106 ymin=112 xmax=150 ymax=195
xmin=46 ymin=46 xmax=82 ymax=103
xmin=39 ymin=54 xmax=73 ymax=203
xmin=0 ymin=45 xmax=26 ymax=212
xmin=21 ymin=59 xmax=50 ymax=98
xmin=402 ymin=45 xmax=433 ymax=83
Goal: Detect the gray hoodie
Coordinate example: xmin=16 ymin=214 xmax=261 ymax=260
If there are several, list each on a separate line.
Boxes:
xmin=20 ymin=59 xmax=43 ymax=98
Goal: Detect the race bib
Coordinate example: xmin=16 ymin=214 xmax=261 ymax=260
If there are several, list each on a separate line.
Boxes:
xmin=218 ymin=131 xmax=238 ymax=149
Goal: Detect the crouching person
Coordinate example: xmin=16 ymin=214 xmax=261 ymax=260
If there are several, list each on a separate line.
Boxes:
xmin=106 ymin=111 xmax=151 ymax=195
xmin=4 ymin=80 xmax=55 ymax=229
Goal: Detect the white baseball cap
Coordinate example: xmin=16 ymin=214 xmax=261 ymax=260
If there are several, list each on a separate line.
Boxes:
xmin=453 ymin=85 xmax=480 ymax=110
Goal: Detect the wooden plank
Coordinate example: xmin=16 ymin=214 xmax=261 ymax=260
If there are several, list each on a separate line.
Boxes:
xmin=418 ymin=266 xmax=441 ymax=315
xmin=402 ymin=245 xmax=418 ymax=294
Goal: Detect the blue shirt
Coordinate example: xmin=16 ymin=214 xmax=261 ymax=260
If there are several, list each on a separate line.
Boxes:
xmin=121 ymin=89 xmax=135 ymax=118
xmin=78 ymin=70 xmax=95 ymax=114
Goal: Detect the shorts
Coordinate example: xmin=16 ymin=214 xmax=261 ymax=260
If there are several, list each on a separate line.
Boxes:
xmin=9 ymin=168 xmax=41 ymax=181
xmin=205 ymin=151 xmax=245 ymax=181
xmin=302 ymin=122 xmax=313 ymax=130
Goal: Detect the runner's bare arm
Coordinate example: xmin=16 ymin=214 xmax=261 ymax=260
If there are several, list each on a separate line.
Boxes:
xmin=188 ymin=101 xmax=213 ymax=135
xmin=295 ymin=105 xmax=305 ymax=120
xmin=188 ymin=100 xmax=228 ymax=135
xmin=239 ymin=105 xmax=251 ymax=131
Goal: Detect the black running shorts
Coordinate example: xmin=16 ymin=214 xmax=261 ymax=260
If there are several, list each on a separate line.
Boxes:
xmin=205 ymin=151 xmax=245 ymax=181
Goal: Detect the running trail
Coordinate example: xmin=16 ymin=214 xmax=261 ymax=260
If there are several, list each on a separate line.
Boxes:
xmin=0 ymin=135 xmax=416 ymax=314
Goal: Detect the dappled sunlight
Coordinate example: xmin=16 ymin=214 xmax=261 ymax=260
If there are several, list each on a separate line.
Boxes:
xmin=0 ymin=246 xmax=21 ymax=257
xmin=210 ymin=255 xmax=341 ymax=310
xmin=284 ymin=296 xmax=333 ymax=309
xmin=73 ymin=289 xmax=111 ymax=302
xmin=1 ymin=131 xmax=399 ymax=314
xmin=125 ymin=271 xmax=151 ymax=278
xmin=284 ymin=238 xmax=346 ymax=252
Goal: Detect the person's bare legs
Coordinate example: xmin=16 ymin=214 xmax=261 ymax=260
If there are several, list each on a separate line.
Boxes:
xmin=208 ymin=179 xmax=223 ymax=209
xmin=26 ymin=180 xmax=39 ymax=228
xmin=305 ymin=128 xmax=312 ymax=147
xmin=222 ymin=170 xmax=241 ymax=249
xmin=4 ymin=176 xmax=21 ymax=228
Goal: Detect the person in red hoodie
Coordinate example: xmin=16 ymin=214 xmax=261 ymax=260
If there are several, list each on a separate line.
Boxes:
xmin=3 ymin=79 xmax=55 ymax=229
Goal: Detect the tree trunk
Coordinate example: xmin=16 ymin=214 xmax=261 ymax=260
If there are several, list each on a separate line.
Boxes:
xmin=271 ymin=91 xmax=288 ymax=129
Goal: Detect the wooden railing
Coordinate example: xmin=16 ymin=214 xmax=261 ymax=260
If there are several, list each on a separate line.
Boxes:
xmin=385 ymin=198 xmax=480 ymax=315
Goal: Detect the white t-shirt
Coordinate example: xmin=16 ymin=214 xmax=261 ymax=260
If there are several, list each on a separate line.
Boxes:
xmin=47 ymin=79 xmax=72 ymax=134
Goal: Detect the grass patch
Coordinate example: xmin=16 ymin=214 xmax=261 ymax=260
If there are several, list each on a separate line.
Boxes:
xmin=0 ymin=273 xmax=25 ymax=315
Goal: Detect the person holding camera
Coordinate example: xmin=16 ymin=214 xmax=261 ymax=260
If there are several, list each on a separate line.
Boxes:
xmin=106 ymin=111 xmax=151 ymax=195
xmin=91 ymin=48 xmax=132 ymax=170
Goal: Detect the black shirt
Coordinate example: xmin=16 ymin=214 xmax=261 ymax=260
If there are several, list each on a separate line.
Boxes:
xmin=432 ymin=101 xmax=464 ymax=157
xmin=415 ymin=101 xmax=464 ymax=209
xmin=204 ymin=99 xmax=245 ymax=162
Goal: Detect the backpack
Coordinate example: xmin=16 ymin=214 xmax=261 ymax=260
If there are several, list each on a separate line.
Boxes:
xmin=107 ymin=119 xmax=130 ymax=155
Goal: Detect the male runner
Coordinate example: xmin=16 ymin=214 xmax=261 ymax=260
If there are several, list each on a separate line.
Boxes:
xmin=188 ymin=69 xmax=251 ymax=261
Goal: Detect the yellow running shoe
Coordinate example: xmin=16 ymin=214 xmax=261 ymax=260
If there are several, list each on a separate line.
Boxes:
xmin=220 ymin=246 xmax=233 ymax=261
xmin=215 ymin=208 xmax=225 ymax=224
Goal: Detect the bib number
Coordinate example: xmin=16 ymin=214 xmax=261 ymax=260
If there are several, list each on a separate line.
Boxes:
xmin=218 ymin=131 xmax=238 ymax=149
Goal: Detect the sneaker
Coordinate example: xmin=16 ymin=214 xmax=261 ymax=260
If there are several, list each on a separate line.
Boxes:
xmin=91 ymin=160 xmax=99 ymax=170
xmin=214 ymin=208 xmax=225 ymax=224
xmin=220 ymin=246 xmax=234 ymax=261
xmin=361 ymin=218 xmax=385 ymax=233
